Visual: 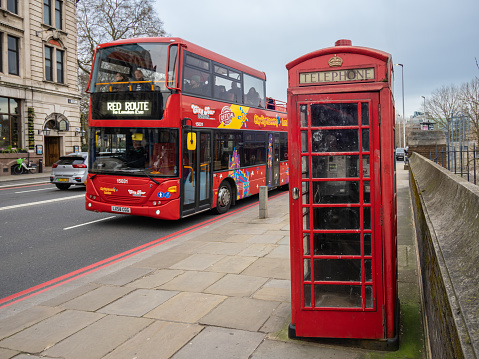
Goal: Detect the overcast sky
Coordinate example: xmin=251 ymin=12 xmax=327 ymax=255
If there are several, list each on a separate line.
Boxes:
xmin=155 ymin=0 xmax=478 ymax=119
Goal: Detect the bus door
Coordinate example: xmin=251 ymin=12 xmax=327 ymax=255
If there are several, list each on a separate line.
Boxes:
xmin=267 ymin=133 xmax=281 ymax=188
xmin=181 ymin=130 xmax=213 ymax=216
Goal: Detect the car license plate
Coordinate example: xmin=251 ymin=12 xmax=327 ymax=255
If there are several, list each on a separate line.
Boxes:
xmin=58 ymin=178 xmax=69 ymax=182
xmin=111 ymin=206 xmax=131 ymax=213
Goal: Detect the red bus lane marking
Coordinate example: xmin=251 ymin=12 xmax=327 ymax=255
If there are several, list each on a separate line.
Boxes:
xmin=0 ymin=192 xmax=286 ymax=309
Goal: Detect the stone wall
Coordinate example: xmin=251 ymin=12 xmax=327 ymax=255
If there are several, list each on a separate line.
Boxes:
xmin=408 ymin=130 xmax=447 ymax=163
xmin=409 ymin=153 xmax=479 ymax=359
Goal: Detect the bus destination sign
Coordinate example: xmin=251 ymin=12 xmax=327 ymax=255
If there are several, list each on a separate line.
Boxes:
xmin=299 ymin=67 xmax=375 ymax=84
xmin=105 ymin=101 xmax=152 ymax=115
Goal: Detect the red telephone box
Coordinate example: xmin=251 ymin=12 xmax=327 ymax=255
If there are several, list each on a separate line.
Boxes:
xmin=286 ymin=40 xmax=398 ymax=346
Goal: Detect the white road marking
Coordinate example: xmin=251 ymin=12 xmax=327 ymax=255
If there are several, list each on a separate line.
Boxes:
xmin=0 ymin=181 xmax=50 ymax=189
xmin=15 ymin=188 xmax=53 ymax=194
xmin=63 ymin=216 xmax=116 ymax=230
xmin=0 ymin=194 xmax=85 ymax=211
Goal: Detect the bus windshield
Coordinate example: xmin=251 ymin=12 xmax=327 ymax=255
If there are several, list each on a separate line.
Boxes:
xmin=91 ymin=43 xmax=170 ymax=93
xmin=90 ymin=128 xmax=179 ymax=177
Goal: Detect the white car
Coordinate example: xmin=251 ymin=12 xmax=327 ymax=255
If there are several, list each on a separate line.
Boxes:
xmin=50 ymin=152 xmax=88 ymax=190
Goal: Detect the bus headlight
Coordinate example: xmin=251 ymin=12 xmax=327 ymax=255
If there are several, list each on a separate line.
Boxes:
xmin=156 ymin=210 xmax=160 ymax=215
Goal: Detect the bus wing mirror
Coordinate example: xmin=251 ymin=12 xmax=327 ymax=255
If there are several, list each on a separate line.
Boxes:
xmin=187 ymin=132 xmax=196 ymax=151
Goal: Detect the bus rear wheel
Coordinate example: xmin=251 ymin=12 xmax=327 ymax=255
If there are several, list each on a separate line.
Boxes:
xmin=215 ymin=181 xmax=232 ymax=214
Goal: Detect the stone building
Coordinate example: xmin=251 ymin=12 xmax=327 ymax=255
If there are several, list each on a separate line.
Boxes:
xmin=0 ymin=0 xmax=80 ymax=176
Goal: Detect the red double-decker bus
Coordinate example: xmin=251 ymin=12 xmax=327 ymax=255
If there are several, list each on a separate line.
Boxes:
xmin=85 ymin=37 xmax=288 ymax=220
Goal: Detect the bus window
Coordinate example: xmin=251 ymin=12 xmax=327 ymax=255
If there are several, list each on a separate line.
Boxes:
xmin=214 ymin=131 xmax=242 ymax=170
xmin=90 ymin=43 xmax=169 ymax=93
xmin=214 ymin=76 xmax=240 ymax=102
xmin=183 ymin=67 xmax=211 ymax=97
xmin=214 ymin=64 xmax=242 ymax=103
xmin=243 ymin=74 xmax=265 ymax=108
xmin=183 ymin=53 xmax=211 ymax=97
xmin=244 ymin=132 xmax=267 ymax=166
xmin=90 ymin=128 xmax=179 ymax=176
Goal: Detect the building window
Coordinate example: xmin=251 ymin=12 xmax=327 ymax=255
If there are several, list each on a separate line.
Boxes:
xmin=7 ymin=35 xmax=19 ymax=76
xmin=43 ymin=0 xmax=51 ymax=25
xmin=45 ymin=45 xmax=64 ymax=83
xmin=55 ymin=0 xmax=62 ymax=29
xmin=0 ymin=97 xmax=21 ymax=148
xmin=44 ymin=0 xmax=62 ymax=29
xmin=45 ymin=46 xmax=53 ymax=81
xmin=56 ymin=49 xmax=64 ymax=83
xmin=7 ymin=0 xmax=18 ymax=14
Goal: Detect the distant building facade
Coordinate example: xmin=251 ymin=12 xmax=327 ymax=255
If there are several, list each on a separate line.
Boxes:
xmin=0 ymin=0 xmax=80 ymax=175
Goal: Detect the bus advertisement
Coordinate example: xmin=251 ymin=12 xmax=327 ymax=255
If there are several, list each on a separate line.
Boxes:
xmin=85 ymin=37 xmax=288 ymax=220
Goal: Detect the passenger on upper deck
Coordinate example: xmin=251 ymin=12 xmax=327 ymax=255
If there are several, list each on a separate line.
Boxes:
xmin=185 ymin=75 xmax=204 ymax=94
xmin=228 ymin=82 xmax=242 ymax=103
xmin=267 ymin=97 xmax=275 ymax=110
xmin=132 ymin=70 xmax=151 ymax=91
xmin=245 ymin=87 xmax=260 ymax=107
xmin=112 ymin=73 xmax=129 ymax=92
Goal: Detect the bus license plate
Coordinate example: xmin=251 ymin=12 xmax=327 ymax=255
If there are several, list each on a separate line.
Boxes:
xmin=58 ymin=178 xmax=69 ymax=182
xmin=111 ymin=206 xmax=131 ymax=213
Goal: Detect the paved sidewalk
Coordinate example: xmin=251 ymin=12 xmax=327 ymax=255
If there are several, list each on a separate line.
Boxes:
xmin=0 ymin=165 xmax=425 ymax=359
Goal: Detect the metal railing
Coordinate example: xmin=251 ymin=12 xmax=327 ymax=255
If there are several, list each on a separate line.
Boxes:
xmin=429 ymin=143 xmax=478 ymax=185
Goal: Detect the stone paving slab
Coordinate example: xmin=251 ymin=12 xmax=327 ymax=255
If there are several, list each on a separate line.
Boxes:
xmin=223 ymin=233 xmax=255 ymax=243
xmin=60 ymin=285 xmax=134 ymax=311
xmin=237 ymin=243 xmax=276 ymax=257
xmin=171 ymin=326 xmax=265 ymax=359
xmin=125 ymin=269 xmax=184 ymax=289
xmin=103 ymin=321 xmax=203 ymax=359
xmin=253 ymin=279 xmax=291 ymax=302
xmin=0 ymin=305 xmax=62 ymax=340
xmin=247 ymin=233 xmax=285 ymax=244
xmin=195 ymin=241 xmax=250 ymax=255
xmin=0 ymin=347 xmax=19 ymax=359
xmin=251 ymin=339 xmax=363 ymax=359
xmin=170 ymin=253 xmax=225 ymax=271
xmin=42 ymin=315 xmax=152 ymax=359
xmin=265 ymin=244 xmax=290 ymax=258
xmin=145 ymin=292 xmax=226 ymax=323
xmin=242 ymin=257 xmax=291 ymax=279
xmin=0 ymin=310 xmax=104 ymax=353
xmin=98 ymin=289 xmax=178 ymax=317
xmin=199 ymin=297 xmax=280 ymax=331
xmin=159 ymin=270 xmax=225 ymax=292
xmin=133 ymin=251 xmax=191 ymax=269
xmin=40 ymin=283 xmax=101 ymax=307
xmin=204 ymin=273 xmax=268 ymax=297
xmin=93 ymin=266 xmax=153 ymax=286
xmin=205 ymin=255 xmax=258 ymax=274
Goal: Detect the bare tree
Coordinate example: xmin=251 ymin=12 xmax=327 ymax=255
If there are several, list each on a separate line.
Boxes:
xmin=77 ymin=0 xmax=167 ymax=75
xmin=425 ymin=84 xmax=462 ymax=130
xmin=459 ymin=78 xmax=479 ymax=143
xmin=76 ymin=0 xmax=167 ymax=145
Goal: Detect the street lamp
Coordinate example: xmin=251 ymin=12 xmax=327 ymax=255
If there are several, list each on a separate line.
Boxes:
xmin=394 ymin=64 xmax=405 ymax=147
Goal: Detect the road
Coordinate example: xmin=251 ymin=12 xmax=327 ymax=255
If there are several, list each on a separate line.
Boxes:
xmin=0 ymin=179 xmax=261 ymax=301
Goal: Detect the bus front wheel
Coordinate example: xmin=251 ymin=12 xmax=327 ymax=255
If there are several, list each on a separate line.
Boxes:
xmin=215 ymin=181 xmax=232 ymax=214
